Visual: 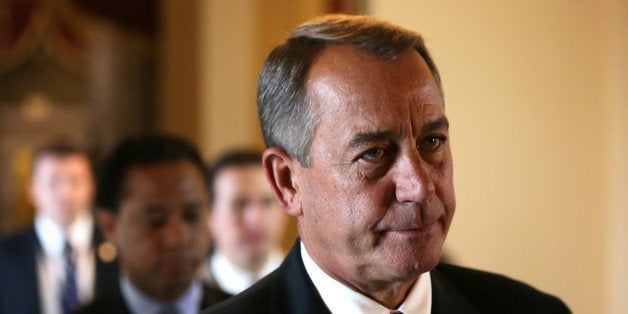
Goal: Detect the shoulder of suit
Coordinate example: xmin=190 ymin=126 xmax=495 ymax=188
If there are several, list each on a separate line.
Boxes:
xmin=200 ymin=272 xmax=277 ymax=314
xmin=0 ymin=228 xmax=37 ymax=253
xmin=433 ymin=263 xmax=571 ymax=313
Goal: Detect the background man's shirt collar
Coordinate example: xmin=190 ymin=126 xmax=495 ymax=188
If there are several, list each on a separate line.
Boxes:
xmin=120 ymin=275 xmax=202 ymax=314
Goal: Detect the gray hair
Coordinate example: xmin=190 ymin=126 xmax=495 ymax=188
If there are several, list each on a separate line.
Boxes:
xmin=257 ymin=14 xmax=442 ymax=166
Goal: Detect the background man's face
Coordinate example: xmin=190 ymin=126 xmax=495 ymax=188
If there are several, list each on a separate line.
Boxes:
xmin=296 ymin=46 xmax=455 ymax=288
xmin=29 ymin=154 xmax=94 ymax=227
xmin=105 ymin=160 xmax=211 ymax=302
xmin=209 ymin=165 xmax=287 ymax=269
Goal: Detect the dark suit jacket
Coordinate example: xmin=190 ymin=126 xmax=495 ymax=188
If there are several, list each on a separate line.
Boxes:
xmin=75 ymin=282 xmax=232 ymax=314
xmin=0 ymin=226 xmax=119 ymax=314
xmin=202 ymin=240 xmax=571 ymax=314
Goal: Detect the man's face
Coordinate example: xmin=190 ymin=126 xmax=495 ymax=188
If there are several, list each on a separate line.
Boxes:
xmin=209 ymin=165 xmax=287 ymax=269
xmin=29 ymin=154 xmax=94 ymax=227
xmin=295 ymin=46 xmax=455 ymax=289
xmin=103 ymin=160 xmax=211 ymax=302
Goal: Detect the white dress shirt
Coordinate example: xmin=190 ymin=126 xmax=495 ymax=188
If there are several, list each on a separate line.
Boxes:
xmin=301 ymin=242 xmax=432 ymax=314
xmin=34 ymin=211 xmax=95 ymax=314
xmin=208 ymin=248 xmax=284 ymax=295
xmin=120 ymin=275 xmax=203 ymax=314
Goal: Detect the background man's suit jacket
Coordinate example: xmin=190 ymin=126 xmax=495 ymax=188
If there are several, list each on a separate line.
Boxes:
xmin=0 ymin=227 xmax=119 ymax=314
xmin=75 ymin=283 xmax=232 ymax=314
xmin=202 ymin=240 xmax=571 ymax=314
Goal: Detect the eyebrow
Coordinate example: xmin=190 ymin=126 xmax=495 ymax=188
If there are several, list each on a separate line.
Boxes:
xmin=347 ymin=116 xmax=450 ymax=149
xmin=422 ymin=116 xmax=450 ymax=134
xmin=347 ymin=131 xmax=394 ymax=149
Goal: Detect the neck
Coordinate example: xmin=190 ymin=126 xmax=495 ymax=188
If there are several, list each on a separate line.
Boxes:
xmin=224 ymin=249 xmax=270 ymax=274
xmin=358 ymin=279 xmax=416 ymax=309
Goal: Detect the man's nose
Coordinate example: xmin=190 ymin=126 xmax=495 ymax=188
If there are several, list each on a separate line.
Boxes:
xmin=243 ymin=203 xmax=264 ymax=227
xmin=163 ymin=215 xmax=191 ymax=246
xmin=394 ymin=152 xmax=435 ymax=203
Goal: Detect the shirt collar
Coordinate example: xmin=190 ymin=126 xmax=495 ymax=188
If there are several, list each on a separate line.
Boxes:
xmin=120 ymin=275 xmax=203 ymax=314
xmin=66 ymin=210 xmax=93 ymax=250
xmin=301 ymin=242 xmax=432 ymax=314
xmin=34 ymin=211 xmax=93 ymax=255
xmin=210 ymin=248 xmax=283 ymax=295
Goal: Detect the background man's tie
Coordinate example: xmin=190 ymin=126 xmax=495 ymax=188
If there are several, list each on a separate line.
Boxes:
xmin=61 ymin=242 xmax=78 ymax=314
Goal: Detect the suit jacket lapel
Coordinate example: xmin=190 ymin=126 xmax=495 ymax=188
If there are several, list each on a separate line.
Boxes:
xmin=24 ymin=229 xmax=42 ymax=313
xmin=270 ymin=240 xmax=331 ymax=314
xmin=200 ymin=284 xmax=232 ymax=309
xmin=430 ymin=267 xmax=480 ymax=314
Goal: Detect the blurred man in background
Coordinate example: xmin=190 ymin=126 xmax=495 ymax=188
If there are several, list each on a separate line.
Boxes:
xmin=77 ymin=133 xmax=230 ymax=314
xmin=201 ymin=149 xmax=288 ymax=295
xmin=0 ymin=142 xmax=118 ymax=314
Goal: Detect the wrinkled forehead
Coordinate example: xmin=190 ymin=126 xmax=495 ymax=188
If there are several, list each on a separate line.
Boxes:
xmin=305 ymin=45 xmax=444 ymax=130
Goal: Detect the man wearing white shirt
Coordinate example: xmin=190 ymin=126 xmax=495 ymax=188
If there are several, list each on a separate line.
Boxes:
xmin=203 ymin=15 xmax=571 ymax=314
xmin=202 ymin=149 xmax=288 ymax=295
xmin=0 ymin=142 xmax=118 ymax=314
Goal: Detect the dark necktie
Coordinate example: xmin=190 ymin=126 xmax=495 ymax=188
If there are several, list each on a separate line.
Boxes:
xmin=61 ymin=242 xmax=79 ymax=314
xmin=157 ymin=304 xmax=180 ymax=314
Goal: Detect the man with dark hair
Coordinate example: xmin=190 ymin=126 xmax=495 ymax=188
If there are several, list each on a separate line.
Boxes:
xmin=0 ymin=142 xmax=118 ymax=314
xmin=77 ymin=133 xmax=230 ymax=314
xmin=201 ymin=149 xmax=288 ymax=295
xmin=204 ymin=14 xmax=571 ymax=313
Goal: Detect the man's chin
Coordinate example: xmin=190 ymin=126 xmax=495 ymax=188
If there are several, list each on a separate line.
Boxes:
xmin=388 ymin=245 xmax=443 ymax=276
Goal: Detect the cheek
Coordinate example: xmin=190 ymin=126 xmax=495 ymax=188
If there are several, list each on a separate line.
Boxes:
xmin=195 ymin=217 xmax=211 ymax=238
xmin=435 ymin=162 xmax=455 ymax=209
xmin=193 ymin=225 xmax=211 ymax=252
xmin=115 ymin=219 xmax=156 ymax=258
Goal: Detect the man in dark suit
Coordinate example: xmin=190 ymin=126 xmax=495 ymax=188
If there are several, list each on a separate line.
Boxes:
xmin=203 ymin=14 xmax=571 ymax=313
xmin=0 ymin=143 xmax=118 ymax=314
xmin=77 ymin=133 xmax=230 ymax=314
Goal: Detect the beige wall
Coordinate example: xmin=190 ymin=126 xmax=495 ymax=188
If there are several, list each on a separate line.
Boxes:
xmin=370 ymin=1 xmax=627 ymax=313
xmin=158 ymin=1 xmax=202 ymax=142
xmin=198 ymin=0 xmax=326 ymax=160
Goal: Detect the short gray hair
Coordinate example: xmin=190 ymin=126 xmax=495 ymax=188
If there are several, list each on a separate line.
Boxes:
xmin=257 ymin=14 xmax=442 ymax=166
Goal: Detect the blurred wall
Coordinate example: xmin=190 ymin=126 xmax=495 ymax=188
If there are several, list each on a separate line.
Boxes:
xmin=370 ymin=1 xmax=627 ymax=313
xmin=159 ymin=0 xmax=328 ymax=160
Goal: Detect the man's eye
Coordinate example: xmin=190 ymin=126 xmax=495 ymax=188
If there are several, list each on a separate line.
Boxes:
xmin=419 ymin=136 xmax=447 ymax=150
xmin=143 ymin=206 xmax=168 ymax=228
xmin=183 ymin=202 xmax=203 ymax=222
xmin=361 ymin=147 xmax=386 ymax=160
xmin=260 ymin=197 xmax=275 ymax=209
xmin=232 ymin=198 xmax=248 ymax=212
xmin=146 ymin=214 xmax=167 ymax=228
xmin=183 ymin=209 xmax=200 ymax=223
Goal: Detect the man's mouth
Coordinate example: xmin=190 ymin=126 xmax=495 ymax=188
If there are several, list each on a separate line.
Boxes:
xmin=387 ymin=222 xmax=436 ymax=236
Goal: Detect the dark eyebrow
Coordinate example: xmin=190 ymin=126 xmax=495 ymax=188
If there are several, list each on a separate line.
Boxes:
xmin=346 ymin=117 xmax=449 ymax=149
xmin=347 ymin=131 xmax=394 ymax=149
xmin=422 ymin=116 xmax=449 ymax=134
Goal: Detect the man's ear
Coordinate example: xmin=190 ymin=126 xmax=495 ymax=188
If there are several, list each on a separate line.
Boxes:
xmin=96 ymin=209 xmax=117 ymax=244
xmin=95 ymin=209 xmax=119 ymax=263
xmin=263 ymin=148 xmax=303 ymax=217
